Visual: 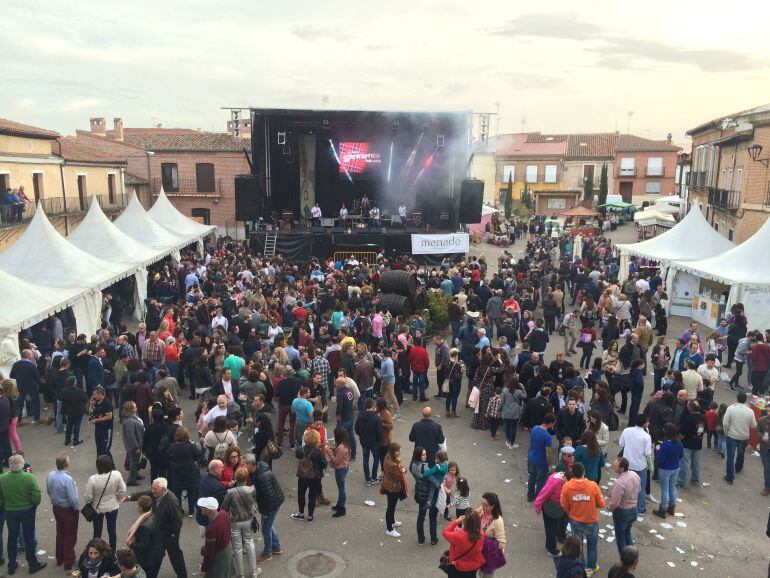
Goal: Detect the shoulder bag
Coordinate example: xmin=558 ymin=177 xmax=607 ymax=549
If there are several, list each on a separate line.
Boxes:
xmin=234 ymin=486 xmax=260 ymax=533
xmin=439 ymin=540 xmax=478 ymax=574
xmin=81 ymin=471 xmax=112 ymax=522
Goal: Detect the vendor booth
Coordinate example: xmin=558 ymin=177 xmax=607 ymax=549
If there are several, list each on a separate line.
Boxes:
xmin=670 ymin=215 xmax=770 ymax=330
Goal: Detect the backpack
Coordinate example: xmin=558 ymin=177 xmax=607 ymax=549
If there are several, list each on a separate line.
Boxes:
xmin=296 ymin=447 xmax=315 ymax=480
xmin=213 ymin=433 xmax=229 ymax=460
xmin=608 ymin=411 xmax=620 ymax=432
xmin=157 ymin=432 xmax=171 ymax=458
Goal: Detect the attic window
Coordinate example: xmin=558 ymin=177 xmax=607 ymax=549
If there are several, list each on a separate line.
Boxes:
xmin=580 ymin=143 xmax=587 ymax=147
xmin=546 ymin=137 xmax=554 ymax=141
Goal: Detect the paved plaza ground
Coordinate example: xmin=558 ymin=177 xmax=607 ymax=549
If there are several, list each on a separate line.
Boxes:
xmin=12 ymin=222 xmax=770 ymax=577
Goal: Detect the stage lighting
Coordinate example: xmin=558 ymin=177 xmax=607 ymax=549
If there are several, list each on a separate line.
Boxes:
xmin=323 ymin=118 xmax=330 ymax=130
xmin=282 ymin=145 xmax=291 ymax=156
xmin=392 ymin=119 xmax=400 ymax=130
xmin=277 ymin=131 xmax=286 ymax=145
xmin=437 ymin=134 xmax=445 ymax=148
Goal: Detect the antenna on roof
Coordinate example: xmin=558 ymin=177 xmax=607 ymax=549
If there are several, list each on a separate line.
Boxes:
xmin=626 ymin=110 xmax=634 ymax=133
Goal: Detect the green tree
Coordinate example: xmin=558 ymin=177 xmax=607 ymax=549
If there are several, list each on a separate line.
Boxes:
xmin=504 ymin=174 xmax=513 ymax=219
xmin=598 ymin=163 xmax=609 ymax=214
xmin=583 ymin=173 xmax=594 ymax=201
xmin=521 ymin=179 xmax=531 ymax=209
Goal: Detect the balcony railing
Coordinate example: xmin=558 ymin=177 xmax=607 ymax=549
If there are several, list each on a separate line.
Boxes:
xmin=152 ymin=177 xmax=223 ymax=195
xmin=689 ymin=171 xmax=706 ymax=187
xmin=617 ymin=168 xmax=635 ymax=177
xmin=707 ymin=187 xmax=740 ymax=211
xmin=0 ymin=193 xmax=128 ymax=230
xmin=646 ymin=167 xmax=665 ymax=177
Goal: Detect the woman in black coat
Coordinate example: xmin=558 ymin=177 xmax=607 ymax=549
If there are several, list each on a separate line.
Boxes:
xmin=128 ymin=496 xmax=165 ymax=578
xmin=166 ymin=426 xmax=201 ymax=516
xmin=77 ymin=537 xmax=119 ymax=577
xmin=142 ymin=407 xmax=168 ymax=481
xmin=252 ymin=412 xmax=275 ymax=468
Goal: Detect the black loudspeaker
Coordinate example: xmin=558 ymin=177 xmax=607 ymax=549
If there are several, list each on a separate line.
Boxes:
xmin=235 ymin=175 xmax=267 ymax=221
xmin=459 ymin=179 xmax=484 ymax=224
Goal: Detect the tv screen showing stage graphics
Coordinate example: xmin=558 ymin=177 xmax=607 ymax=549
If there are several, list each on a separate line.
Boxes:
xmin=338 ymin=142 xmax=382 ymax=174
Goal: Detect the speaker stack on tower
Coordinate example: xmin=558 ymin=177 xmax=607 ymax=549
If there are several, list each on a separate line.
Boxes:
xmin=235 ymin=175 xmax=269 ymax=221
xmin=459 ymin=179 xmax=484 ymax=224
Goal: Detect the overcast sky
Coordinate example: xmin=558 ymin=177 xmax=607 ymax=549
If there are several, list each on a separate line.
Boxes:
xmin=3 ymin=1 xmax=769 ymax=143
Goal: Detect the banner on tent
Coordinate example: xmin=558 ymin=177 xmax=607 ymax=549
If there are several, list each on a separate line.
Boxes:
xmin=411 ymin=233 xmax=469 ymax=255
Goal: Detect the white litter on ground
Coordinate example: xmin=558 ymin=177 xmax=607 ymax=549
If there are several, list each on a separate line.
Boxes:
xmin=676 ymin=521 xmax=687 ymax=528
xmin=674 ymin=512 xmax=685 ymax=518
xmin=649 ymin=529 xmax=657 ymax=534
xmin=667 ymin=562 xmax=676 ymax=567
xmin=655 ymin=534 xmax=665 ymax=540
xmin=660 ymin=522 xmax=673 ymax=529
xmin=504 ymin=479 xmax=511 ymax=483
xmin=691 ymin=561 xmax=698 ymax=567
xmin=605 ymin=536 xmax=615 ymax=542
xmin=364 ymin=500 xmax=376 ymax=507
xmin=676 ymin=547 xmax=685 ymax=554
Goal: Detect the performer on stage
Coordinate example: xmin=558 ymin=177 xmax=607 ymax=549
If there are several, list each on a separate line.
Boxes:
xmin=311 ymin=202 xmax=322 ymax=226
xmin=369 ymin=205 xmax=381 ymax=228
xmin=398 ymin=203 xmax=408 ymax=227
xmin=339 ymin=202 xmax=348 ymax=225
xmin=361 ymin=194 xmax=370 ymax=211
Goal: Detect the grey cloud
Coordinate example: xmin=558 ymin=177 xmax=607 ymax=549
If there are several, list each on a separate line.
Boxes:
xmin=290 ymin=25 xmax=352 ymax=42
xmin=491 ymin=12 xmax=766 ymax=72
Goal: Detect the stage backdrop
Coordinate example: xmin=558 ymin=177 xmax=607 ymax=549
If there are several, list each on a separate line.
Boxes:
xmin=299 ymin=135 xmax=316 ymax=217
xmin=411 ymin=233 xmax=469 ymax=254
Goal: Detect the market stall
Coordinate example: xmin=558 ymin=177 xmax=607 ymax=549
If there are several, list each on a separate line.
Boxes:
xmin=597 ymin=200 xmax=635 ymax=224
xmin=669 ymin=214 xmax=770 ymax=330
xmin=560 ymin=206 xmax=601 ymax=236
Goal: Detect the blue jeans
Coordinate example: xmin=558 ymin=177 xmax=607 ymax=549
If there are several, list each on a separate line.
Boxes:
xmin=725 ymin=436 xmax=747 ymax=482
xmin=717 ymin=432 xmax=726 ymax=455
xmin=504 ymin=418 xmax=519 ymax=445
xmin=612 ymin=507 xmax=637 ymax=554
xmin=17 ymin=387 xmax=40 ymax=421
xmin=64 ymin=414 xmax=82 ymax=443
xmin=445 ymin=379 xmax=461 ymax=413
xmin=363 ymin=446 xmax=380 ymax=482
xmin=658 ymin=467 xmax=679 ymax=508
xmin=631 ymin=468 xmax=647 ymax=513
xmin=95 ymin=426 xmax=113 ymax=458
xmin=7 ymin=507 xmax=38 ymax=569
xmin=261 ymin=507 xmax=281 ymax=555
xmin=93 ymin=508 xmax=119 ymax=551
xmin=451 ymin=320 xmax=462 ymax=346
xmin=55 ymin=400 xmax=64 ymax=431
xmin=628 ymin=392 xmax=642 ymax=425
xmin=527 ymin=462 xmax=548 ymax=500
xmin=568 ymin=519 xmax=599 ymax=570
xmin=335 ymin=467 xmax=348 ymax=508
xmin=416 ymin=500 xmax=438 ymax=542
xmin=678 ymin=448 xmax=701 ymax=486
xmin=357 ymin=388 xmax=373 ymax=414
xmin=412 ymin=371 xmax=428 ymax=400
xmin=762 ymin=449 xmax=770 ymax=490
xmin=337 ymin=419 xmax=357 ymax=460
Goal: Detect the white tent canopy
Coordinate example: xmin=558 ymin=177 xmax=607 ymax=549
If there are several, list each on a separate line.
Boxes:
xmin=0 ymin=269 xmax=84 ymax=376
xmin=616 ymin=201 xmax=734 ymax=283
xmin=69 ymin=198 xmax=164 ymax=321
xmin=113 ymin=192 xmax=187 ymax=259
xmin=671 ymin=216 xmax=770 ymax=330
xmin=0 ymin=205 xmax=135 ymax=291
xmin=149 ymin=187 xmax=217 ymax=241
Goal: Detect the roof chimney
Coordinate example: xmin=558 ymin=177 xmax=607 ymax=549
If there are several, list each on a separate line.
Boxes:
xmin=90 ymin=117 xmax=106 ymax=137
xmin=113 ymin=117 xmax=124 ymax=141
xmin=666 ymin=132 xmax=672 ymax=144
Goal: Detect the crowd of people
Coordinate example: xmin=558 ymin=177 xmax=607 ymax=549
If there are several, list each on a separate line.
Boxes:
xmin=0 ymin=221 xmax=765 ymax=577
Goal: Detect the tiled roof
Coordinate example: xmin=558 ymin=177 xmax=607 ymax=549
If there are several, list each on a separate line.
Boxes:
xmin=687 ymin=102 xmax=770 ymax=135
xmin=124 ymin=132 xmax=249 ymax=152
xmin=494 ymin=133 xmax=567 ymax=156
xmin=106 ymin=127 xmax=199 ymax=139
xmin=525 ymin=132 xmax=567 ymax=143
xmin=616 ymin=134 xmax=680 ymax=153
xmin=566 ymin=133 xmax=620 ymax=158
xmin=0 ymin=117 xmax=60 ymax=139
xmin=55 ymin=137 xmax=127 ymax=164
xmin=124 ymin=172 xmax=148 ymax=185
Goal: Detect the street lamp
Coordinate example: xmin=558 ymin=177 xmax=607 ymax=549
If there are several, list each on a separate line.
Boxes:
xmin=749 ymin=144 xmax=768 ymax=168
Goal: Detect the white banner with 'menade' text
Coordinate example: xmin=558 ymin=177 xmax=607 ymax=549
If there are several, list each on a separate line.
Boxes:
xmin=411 ymin=233 xmax=469 ymax=255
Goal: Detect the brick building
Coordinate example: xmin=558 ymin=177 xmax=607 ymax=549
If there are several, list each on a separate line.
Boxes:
xmin=0 ymin=117 xmax=127 ymax=252
xmin=76 ymin=117 xmax=251 ymax=235
xmin=613 ymin=134 xmax=680 ymax=205
xmin=687 ymin=103 xmax=770 ymax=243
xmin=493 ymin=133 xmax=567 ymax=205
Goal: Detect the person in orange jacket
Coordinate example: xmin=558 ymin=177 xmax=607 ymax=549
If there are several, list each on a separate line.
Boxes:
xmin=560 ymin=462 xmax=605 ymax=576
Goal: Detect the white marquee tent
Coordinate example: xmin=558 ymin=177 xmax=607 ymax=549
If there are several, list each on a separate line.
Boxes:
xmin=0 ymin=269 xmax=84 ymax=375
xmin=671 ymin=216 xmax=770 ymax=330
xmin=68 ymin=198 xmax=164 ymax=321
xmin=616 ymin=201 xmax=734 ymax=284
xmin=113 ymin=192 xmax=188 ymax=259
xmin=148 ymin=188 xmax=217 ymax=250
xmin=0 ymin=206 xmax=140 ymax=337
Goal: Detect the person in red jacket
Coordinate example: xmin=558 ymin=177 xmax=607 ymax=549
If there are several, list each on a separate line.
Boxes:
xmin=441 ymin=509 xmax=485 ymax=577
xmin=409 ymin=337 xmax=431 ymax=402
xmin=197 ymin=496 xmax=234 ymax=576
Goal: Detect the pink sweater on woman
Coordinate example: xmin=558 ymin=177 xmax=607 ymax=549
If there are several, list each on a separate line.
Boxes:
xmin=533 ymin=472 xmax=567 ymax=514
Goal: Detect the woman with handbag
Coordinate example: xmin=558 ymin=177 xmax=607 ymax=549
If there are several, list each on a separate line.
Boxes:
xmin=252 ymin=412 xmax=277 ymax=468
xmin=534 ymin=470 xmax=571 ymax=557
xmin=440 ymin=509 xmax=485 ymax=577
xmin=221 ymin=467 xmax=259 ymax=578
xmin=326 ymin=427 xmax=351 ymax=517
xmin=290 ymin=428 xmax=327 ymax=522
xmin=470 ymin=353 xmax=506 ymax=431
xmin=477 ymin=492 xmax=507 ymax=577
xmin=381 ymin=442 xmax=405 ymax=538
xmin=82 ymin=455 xmax=127 ymax=552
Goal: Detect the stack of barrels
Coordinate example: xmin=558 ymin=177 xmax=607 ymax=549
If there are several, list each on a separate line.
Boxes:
xmin=378 ymin=270 xmax=425 ymax=317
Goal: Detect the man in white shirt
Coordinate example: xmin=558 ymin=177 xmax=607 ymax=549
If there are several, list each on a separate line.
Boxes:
xmin=618 ymin=415 xmax=652 ymax=514
xmin=682 ymin=360 xmax=704 ymax=400
xmin=204 ymin=395 xmax=230 ymax=425
xmin=339 ymin=203 xmax=348 ymax=222
xmin=635 ymin=275 xmax=651 ymax=294
xmin=697 ymin=355 xmax=720 ymax=386
xmin=311 ymin=203 xmax=322 ymax=226
xmin=723 ymin=391 xmax=758 ymax=484
xmin=398 ymin=204 xmax=407 ymax=219
xmin=210 ymin=308 xmax=228 ymax=331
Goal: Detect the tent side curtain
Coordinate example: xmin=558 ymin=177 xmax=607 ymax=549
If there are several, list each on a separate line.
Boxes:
xmin=72 ymin=289 xmax=103 ymax=336
xmin=0 ymin=331 xmax=21 ymax=378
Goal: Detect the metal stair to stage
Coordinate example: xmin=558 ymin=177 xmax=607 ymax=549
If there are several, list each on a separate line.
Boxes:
xmin=263 ymin=232 xmax=277 ymax=258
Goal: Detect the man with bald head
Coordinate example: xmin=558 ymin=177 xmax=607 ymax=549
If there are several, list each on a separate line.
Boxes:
xmin=408 ymin=406 xmax=445 ymax=466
